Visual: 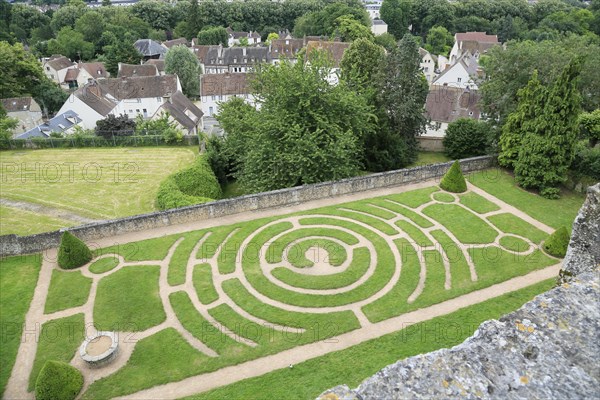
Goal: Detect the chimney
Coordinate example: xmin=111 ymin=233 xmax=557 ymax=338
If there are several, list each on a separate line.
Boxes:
xmin=242 ymin=47 xmax=247 ymax=56
xmin=218 ymin=44 xmax=223 ymax=57
xmin=163 ymin=92 xmax=172 ymax=104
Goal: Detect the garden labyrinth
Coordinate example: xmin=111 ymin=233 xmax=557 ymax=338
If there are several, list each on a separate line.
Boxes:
xmin=9 ymin=183 xmax=563 ymax=399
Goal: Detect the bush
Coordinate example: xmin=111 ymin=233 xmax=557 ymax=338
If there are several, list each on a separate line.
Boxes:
xmin=35 ymin=360 xmax=83 ymax=400
xmin=156 ymin=156 xmax=222 ymax=210
xmin=57 ymin=232 xmax=92 ymax=269
xmin=571 ymin=142 xmax=600 ymax=180
xmin=205 ymin=134 xmax=233 ymax=185
xmin=439 ymin=160 xmax=467 ymax=193
xmin=543 ymin=226 xmax=570 ymax=257
xmin=443 ymin=118 xmax=489 ymax=159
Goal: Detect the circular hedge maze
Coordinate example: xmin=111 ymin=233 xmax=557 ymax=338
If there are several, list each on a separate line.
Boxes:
xmin=31 ymin=185 xmax=560 ymax=398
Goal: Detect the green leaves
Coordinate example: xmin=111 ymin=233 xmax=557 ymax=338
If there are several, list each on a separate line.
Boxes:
xmin=164 ymin=45 xmax=201 ymax=98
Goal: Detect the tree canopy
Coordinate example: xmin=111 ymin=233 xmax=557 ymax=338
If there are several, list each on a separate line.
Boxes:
xmin=164 ymin=44 xmax=201 ymax=98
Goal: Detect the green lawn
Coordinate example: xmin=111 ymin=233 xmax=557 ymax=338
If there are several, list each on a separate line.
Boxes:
xmin=0 ymin=147 xmax=197 ymax=225
xmin=44 ymin=270 xmax=92 ymax=314
xmin=0 ymin=205 xmax=74 ymax=236
xmin=409 ymin=151 xmax=451 ymax=167
xmin=0 ymin=255 xmax=41 ymax=396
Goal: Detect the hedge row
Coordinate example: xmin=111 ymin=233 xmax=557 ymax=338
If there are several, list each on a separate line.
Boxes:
xmin=0 ymin=135 xmax=199 ymax=150
xmin=156 ymin=156 xmax=222 ymax=210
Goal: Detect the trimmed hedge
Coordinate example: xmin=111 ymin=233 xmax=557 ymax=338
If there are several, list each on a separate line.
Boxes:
xmin=440 ymin=161 xmax=467 ymax=193
xmin=57 ymin=232 xmax=92 ymax=269
xmin=35 ymin=361 xmax=83 ymax=400
xmin=543 ymin=226 xmax=570 ymax=257
xmin=443 ymin=118 xmax=489 ymax=159
xmin=156 ymin=156 xmax=222 ymax=210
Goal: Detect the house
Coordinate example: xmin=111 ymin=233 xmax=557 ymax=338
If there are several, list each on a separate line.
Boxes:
xmin=1 ymin=97 xmax=44 ymax=135
xmin=15 ymin=111 xmax=82 ymax=139
xmin=117 ymin=63 xmax=159 ymax=78
xmin=269 ymin=38 xmax=305 ymax=64
xmin=134 ymin=39 xmax=167 ymax=61
xmin=431 ymin=52 xmax=479 ymax=90
xmin=151 ymin=91 xmax=204 ymax=135
xmin=424 ymin=86 xmax=481 ymax=137
xmin=437 ymin=55 xmax=450 ymax=72
xmin=449 ymin=32 xmax=499 ymax=65
xmin=305 ymin=41 xmax=351 ymax=84
xmin=364 ymin=0 xmax=382 ymax=20
xmin=200 ymin=73 xmax=255 ymax=117
xmin=226 ymin=28 xmax=262 ymax=47
xmin=144 ymin=59 xmax=166 ymax=75
xmin=57 ymin=75 xmax=182 ymax=129
xmin=371 ymin=19 xmax=388 ymax=36
xmin=63 ymin=62 xmax=109 ymax=89
xmin=202 ymin=45 xmax=270 ymax=74
xmin=162 ymin=38 xmax=189 ymax=49
xmin=42 ymin=55 xmax=75 ymax=86
xmin=419 ymin=48 xmax=438 ymax=84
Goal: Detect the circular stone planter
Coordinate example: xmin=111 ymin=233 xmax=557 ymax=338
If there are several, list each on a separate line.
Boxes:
xmin=79 ymin=331 xmax=118 ymax=368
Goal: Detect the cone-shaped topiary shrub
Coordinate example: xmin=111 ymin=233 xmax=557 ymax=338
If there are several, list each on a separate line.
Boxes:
xmin=35 ymin=360 xmax=83 ymax=400
xmin=440 ymin=161 xmax=467 ymax=193
xmin=58 ymin=231 xmax=92 ymax=269
xmin=543 ymin=226 xmax=570 ymax=257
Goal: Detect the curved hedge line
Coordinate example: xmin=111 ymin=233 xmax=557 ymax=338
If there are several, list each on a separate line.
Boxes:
xmin=156 ymin=156 xmax=222 ymax=210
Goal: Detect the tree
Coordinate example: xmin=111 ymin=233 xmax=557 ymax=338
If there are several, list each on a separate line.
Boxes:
xmin=197 ymin=26 xmax=228 ymax=46
xmin=186 ymin=0 xmax=201 ymax=39
xmin=0 ymin=42 xmax=45 ymax=98
xmin=340 ymin=38 xmax=385 ymax=100
xmin=424 ymin=25 xmax=453 ymax=56
xmin=95 ymin=114 xmax=136 ymax=138
xmin=368 ymin=34 xmax=428 ymax=171
xmin=265 ymin=32 xmax=279 ymax=46
xmin=440 ymin=160 xmax=467 ymax=193
xmin=380 ymin=0 xmax=413 ymax=38
xmin=218 ymin=55 xmax=375 ymax=192
xmin=292 ymin=2 xmax=370 ymax=37
xmin=130 ymin=0 xmax=173 ymax=31
xmin=513 ymin=58 xmax=582 ymax=198
xmin=47 ymin=27 xmax=95 ymax=60
xmin=373 ymin=32 xmax=397 ymax=52
xmin=443 ymin=118 xmax=489 ymax=159
xmin=74 ymin=11 xmax=105 ymax=46
xmin=50 ymin=1 xmax=87 ymax=32
xmin=165 ymin=45 xmax=201 ymax=98
xmin=334 ymin=15 xmax=373 ymax=42
xmin=102 ymin=0 xmax=111 ymax=6
xmin=35 ymin=360 xmax=83 ymax=400
xmin=103 ymin=35 xmax=142 ymax=75
xmin=0 ymin=115 xmax=18 ymax=141
xmin=579 ymin=110 xmax=600 ymax=147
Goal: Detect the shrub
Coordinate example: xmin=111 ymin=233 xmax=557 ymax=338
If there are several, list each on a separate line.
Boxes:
xmin=156 ymin=156 xmax=222 ymax=210
xmin=439 ymin=161 xmax=467 ymax=193
xmin=205 ymin=134 xmax=233 ymax=185
xmin=443 ymin=118 xmax=489 ymax=159
xmin=58 ymin=232 xmax=92 ymax=269
xmin=543 ymin=226 xmax=570 ymax=257
xmin=571 ymin=141 xmax=600 ymax=180
xmin=35 ymin=361 xmax=83 ymax=400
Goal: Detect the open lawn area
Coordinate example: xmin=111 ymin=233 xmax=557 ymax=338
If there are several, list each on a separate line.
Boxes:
xmin=3 ymin=170 xmax=583 ymax=399
xmin=0 ymin=147 xmax=197 ymax=234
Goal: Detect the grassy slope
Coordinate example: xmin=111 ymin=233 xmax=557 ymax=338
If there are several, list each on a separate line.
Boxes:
xmin=0 ymin=147 xmax=196 ymax=222
xmin=0 ymin=205 xmax=74 ymax=236
xmin=0 ymin=255 xmax=41 ymax=396
xmin=468 ymin=169 xmax=585 ymax=230
xmin=186 ymin=279 xmax=555 ymax=400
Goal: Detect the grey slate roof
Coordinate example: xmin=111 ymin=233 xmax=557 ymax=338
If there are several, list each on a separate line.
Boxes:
xmin=425 ymin=86 xmax=480 ymax=123
xmin=117 ymin=63 xmax=159 ymax=78
xmin=144 ymin=59 xmax=165 ymax=73
xmin=1 ymin=97 xmax=36 ymax=112
xmin=16 ymin=112 xmax=82 ymax=139
xmin=134 ymin=39 xmax=167 ymax=57
xmin=204 ymin=46 xmax=270 ymax=66
xmin=97 ymin=75 xmax=179 ymax=100
xmin=159 ymin=91 xmax=203 ymax=130
xmin=73 ymin=84 xmax=116 ymax=116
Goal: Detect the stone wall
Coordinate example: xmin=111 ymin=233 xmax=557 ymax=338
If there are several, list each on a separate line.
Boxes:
xmin=0 ymin=155 xmax=495 ymax=257
xmin=318 ymin=184 xmax=600 ymax=400
xmin=416 ymin=136 xmax=445 ymax=152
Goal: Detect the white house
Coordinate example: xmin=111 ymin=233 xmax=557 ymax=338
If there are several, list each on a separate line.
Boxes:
xmin=200 ymin=73 xmax=256 ymax=117
xmin=1 ymin=97 xmax=44 ymax=134
xmin=449 ymin=32 xmax=499 ymax=65
xmin=151 ymin=91 xmax=204 ymax=135
xmin=364 ymin=1 xmax=382 ymax=20
xmin=431 ymin=52 xmax=479 ymax=90
xmin=424 ymin=86 xmax=481 ymax=137
xmin=419 ymin=48 xmax=438 ymax=84
xmin=63 ymin=62 xmax=110 ymax=89
xmin=227 ymin=28 xmax=262 ymax=47
xmin=42 ymin=55 xmax=75 ymax=87
xmin=269 ymin=38 xmax=305 ymax=64
xmin=201 ymin=45 xmax=270 ymax=74
xmin=371 ymin=19 xmax=388 ymax=36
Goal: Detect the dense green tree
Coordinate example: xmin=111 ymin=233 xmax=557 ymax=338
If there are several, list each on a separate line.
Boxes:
xmin=218 ymin=54 xmax=375 ymax=192
xmin=334 ymin=15 xmax=373 ymax=42
xmin=340 ymin=38 xmax=386 ymax=96
xmin=130 ymin=0 xmax=173 ymax=31
xmin=292 ymin=2 xmax=370 ymax=37
xmin=373 ymin=32 xmax=397 ymax=51
xmin=48 ymin=27 xmax=95 ymax=60
xmin=186 ymin=0 xmax=201 ymax=39
xmin=74 ymin=11 xmax=105 ymax=46
xmin=424 ymin=25 xmax=453 ymax=56
xmin=513 ymin=59 xmax=582 ymax=198
xmin=102 ymin=35 xmax=142 ymax=75
xmin=0 ymin=115 xmax=18 ymax=141
xmin=50 ymin=1 xmax=87 ymax=32
xmin=32 ymin=80 xmax=69 ymax=116
xmin=9 ymin=4 xmax=51 ymax=41
xmin=197 ymin=26 xmax=228 ymax=46
xmin=380 ymin=0 xmax=413 ymax=38
xmin=0 ymin=42 xmax=45 ymax=98
xmin=443 ymin=118 xmax=490 ymax=159
xmin=410 ymin=0 xmax=454 ymax=37
xmin=165 ymin=45 xmax=201 ymax=98
xmin=579 ymin=110 xmax=600 ymax=146
xmin=368 ymin=34 xmax=428 ymax=171
xmin=95 ymin=114 xmax=136 ymax=138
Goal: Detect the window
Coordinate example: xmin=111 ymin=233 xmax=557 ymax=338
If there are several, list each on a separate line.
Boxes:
xmin=211 ymin=95 xmax=216 ymax=101
xmin=136 ymin=109 xmax=140 ymax=113
xmin=46 ymin=67 xmax=50 ymax=71
xmin=457 ymin=77 xmax=462 ymax=82
xmin=424 ymin=67 xmax=428 ymax=72
xmin=469 ymin=111 xmax=474 ymax=116
xmin=157 ymin=97 xmax=162 ymax=103
xmin=209 ymin=106 xmax=213 ymax=116
xmin=129 ymin=109 xmax=133 ymax=113
xmin=143 ymin=109 xmax=148 ymax=117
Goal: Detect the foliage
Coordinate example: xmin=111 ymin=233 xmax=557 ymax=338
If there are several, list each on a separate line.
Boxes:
xmin=197 ymin=26 xmax=228 ymax=46
xmin=95 ymin=114 xmax=136 ymax=138
xmin=293 ymin=2 xmax=370 ymax=37
xmin=136 ymin=114 xmax=183 ymax=144
xmin=543 ymin=226 xmax=570 ymax=257
xmin=58 ymin=231 xmax=92 ymax=270
xmin=0 ymin=42 xmax=45 ymax=100
xmin=424 ymin=25 xmax=453 ymax=56
xmin=165 ymin=45 xmax=201 ymax=98
xmin=579 ymin=110 xmax=600 ymax=146
xmin=35 ymin=361 xmax=83 ymax=400
xmin=130 ymin=0 xmax=173 ymax=31
xmin=439 ymin=161 xmax=467 ymax=193
xmin=373 ymin=32 xmax=397 ymax=51
xmin=368 ymin=33 xmax=428 ymax=171
xmin=47 ymin=27 xmax=94 ymax=61
xmin=334 ymin=15 xmax=373 ymax=42
xmin=218 ymin=55 xmax=375 ymax=192
xmin=0 ymin=115 xmax=18 ymax=141
xmin=380 ymin=0 xmax=413 ymax=38
xmin=102 ymin=34 xmax=142 ymax=75
xmin=571 ymin=142 xmax=600 ymax=180
xmin=513 ymin=59 xmax=582 ymax=197
xmin=205 ymin=134 xmax=232 ymax=185
xmin=340 ymin=38 xmax=385 ymax=98
xmin=156 ymin=156 xmax=221 ymax=210
xmin=443 ymin=118 xmax=489 ymax=159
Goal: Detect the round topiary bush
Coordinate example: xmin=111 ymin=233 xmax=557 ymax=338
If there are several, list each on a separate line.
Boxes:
xmin=156 ymin=156 xmax=221 ymax=210
xmin=443 ymin=118 xmax=489 ymax=159
xmin=58 ymin=231 xmax=92 ymax=269
xmin=35 ymin=360 xmax=83 ymax=400
xmin=439 ymin=161 xmax=467 ymax=193
xmin=543 ymin=226 xmax=570 ymax=257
